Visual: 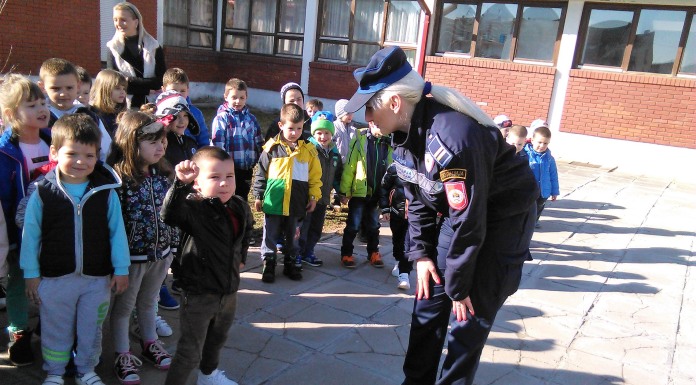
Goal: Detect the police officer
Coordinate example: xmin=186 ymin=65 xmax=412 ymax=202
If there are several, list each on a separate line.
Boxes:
xmin=343 ymin=46 xmax=539 ymax=385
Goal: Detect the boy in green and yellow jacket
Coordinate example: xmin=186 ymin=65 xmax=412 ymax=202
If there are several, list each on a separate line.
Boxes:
xmin=338 ymin=122 xmax=392 ymax=268
xmin=254 ymin=104 xmax=322 ymax=283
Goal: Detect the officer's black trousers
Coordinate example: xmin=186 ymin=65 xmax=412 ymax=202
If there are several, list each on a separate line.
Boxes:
xmin=402 ymin=205 xmax=536 ymax=385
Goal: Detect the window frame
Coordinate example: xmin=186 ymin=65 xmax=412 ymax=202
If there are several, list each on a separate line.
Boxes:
xmin=221 ymin=0 xmax=306 ymax=58
xmin=163 ymin=0 xmax=218 ymax=50
xmin=433 ymin=1 xmax=567 ymax=65
xmin=574 ymin=3 xmax=696 ymax=77
xmin=315 ymin=0 xmax=421 ymax=65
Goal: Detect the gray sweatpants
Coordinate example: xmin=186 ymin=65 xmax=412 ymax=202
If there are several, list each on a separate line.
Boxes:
xmin=111 ymin=255 xmax=172 ymax=353
xmin=164 ymin=292 xmax=237 ymax=385
xmin=39 ymin=273 xmax=111 ymax=376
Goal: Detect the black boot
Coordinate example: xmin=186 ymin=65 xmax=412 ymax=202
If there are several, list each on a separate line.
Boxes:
xmin=283 ymin=256 xmax=303 ymax=281
xmin=262 ymin=257 xmax=276 ymax=283
xmin=8 ymin=329 xmax=34 ymax=366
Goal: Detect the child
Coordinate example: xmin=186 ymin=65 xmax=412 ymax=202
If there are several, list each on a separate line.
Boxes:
xmin=211 ymin=78 xmax=263 ymax=200
xmin=506 ymin=124 xmax=528 ymax=156
xmin=380 ymin=162 xmax=412 ymax=290
xmin=265 ymin=82 xmax=312 ymax=141
xmin=39 ymin=58 xmax=112 ymax=162
xmin=106 ymin=111 xmax=176 ymax=384
xmin=494 ymin=114 xmax=513 ymax=138
xmin=90 ymin=69 xmax=129 ymax=138
xmin=333 ymin=98 xmax=358 ymax=164
xmin=156 ymin=90 xmax=200 ymax=168
xmin=156 ymin=90 xmax=200 ymax=308
xmin=161 ymin=147 xmax=253 ymax=385
xmin=75 ymin=66 xmax=92 ymax=105
xmin=524 ymin=120 xmax=559 ymax=226
xmin=298 ymin=113 xmax=342 ymax=267
xmin=305 ymin=98 xmax=323 ymax=119
xmin=253 ymin=103 xmax=322 ymax=283
xmin=161 ymin=68 xmax=210 ymax=147
xmin=20 ymin=114 xmax=130 ymax=385
xmin=338 ymin=121 xmax=392 ymax=268
xmin=0 ymin=74 xmax=52 ymax=366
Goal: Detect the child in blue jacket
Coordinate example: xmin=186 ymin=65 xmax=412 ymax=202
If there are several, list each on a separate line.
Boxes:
xmin=524 ymin=120 xmax=560 ymax=225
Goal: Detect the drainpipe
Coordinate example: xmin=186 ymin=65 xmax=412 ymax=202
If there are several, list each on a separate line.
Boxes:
xmin=418 ymin=11 xmax=430 ymax=76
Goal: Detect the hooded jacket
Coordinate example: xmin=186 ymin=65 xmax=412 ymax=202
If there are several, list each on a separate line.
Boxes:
xmin=161 ymin=181 xmax=253 ymax=295
xmin=339 ymin=129 xmax=393 ymax=199
xmin=524 ymin=143 xmax=559 ymax=199
xmin=308 ymin=137 xmax=342 ymax=206
xmin=211 ymin=103 xmax=263 ymax=170
xmin=253 ymin=135 xmax=322 ymax=217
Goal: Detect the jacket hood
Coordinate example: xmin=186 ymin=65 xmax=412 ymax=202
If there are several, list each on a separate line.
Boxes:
xmin=46 ymin=162 xmax=122 ymax=190
xmin=308 ymin=136 xmax=338 ymax=154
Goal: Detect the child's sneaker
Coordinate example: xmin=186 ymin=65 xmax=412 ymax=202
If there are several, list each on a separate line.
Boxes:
xmin=368 ymin=251 xmax=384 ymax=267
xmin=76 ymin=371 xmax=105 ymax=385
xmin=197 ymin=369 xmax=239 ymax=385
xmin=8 ymin=328 xmax=34 ymax=366
xmin=341 ymin=255 xmax=356 ymax=268
xmin=158 ymin=285 xmax=179 ymax=310
xmin=391 ymin=264 xmax=399 ymax=277
xmin=141 ymin=340 xmax=171 ymax=370
xmin=294 ymin=255 xmax=303 ymax=271
xmin=114 ymin=352 xmax=142 ymax=384
xmin=155 ymin=316 xmax=173 ymax=337
xmin=397 ymin=273 xmax=411 ymax=290
xmin=42 ymin=375 xmax=64 ymax=385
xmin=282 ymin=256 xmax=303 ymax=281
xmin=261 ymin=257 xmax=276 ymax=283
xmin=170 ymin=280 xmax=182 ymax=294
xmin=301 ymin=253 xmax=323 ymax=267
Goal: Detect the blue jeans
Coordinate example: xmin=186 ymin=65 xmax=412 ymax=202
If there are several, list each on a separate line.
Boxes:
xmin=341 ymin=197 xmax=380 ymax=256
xmin=299 ymin=203 xmax=327 ymax=256
xmin=261 ymin=214 xmax=300 ymax=259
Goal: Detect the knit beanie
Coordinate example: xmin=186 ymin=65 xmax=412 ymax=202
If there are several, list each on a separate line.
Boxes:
xmin=335 ymin=99 xmax=349 ymax=119
xmin=311 ymin=116 xmax=335 ymax=136
xmin=280 ymin=82 xmax=304 ymax=103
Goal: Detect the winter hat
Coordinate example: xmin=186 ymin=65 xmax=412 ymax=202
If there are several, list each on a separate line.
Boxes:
xmin=311 ymin=110 xmax=336 ymax=123
xmin=280 ymin=82 xmax=304 ymax=103
xmin=155 ymin=90 xmax=200 ymax=134
xmin=311 ymin=115 xmax=335 ymax=136
xmin=529 ymin=119 xmax=549 ymax=131
xmin=494 ymin=114 xmax=512 ymax=128
xmin=335 ymin=99 xmax=349 ymax=119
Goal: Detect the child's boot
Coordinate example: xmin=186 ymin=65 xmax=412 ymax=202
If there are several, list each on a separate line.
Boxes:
xmin=8 ymin=328 xmax=34 ymax=366
xmin=261 ymin=257 xmax=276 ymax=283
xmin=282 ymin=256 xmax=302 ymax=281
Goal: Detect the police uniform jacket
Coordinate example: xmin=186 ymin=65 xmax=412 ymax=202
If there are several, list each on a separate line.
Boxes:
xmin=392 ymin=98 xmax=539 ymax=301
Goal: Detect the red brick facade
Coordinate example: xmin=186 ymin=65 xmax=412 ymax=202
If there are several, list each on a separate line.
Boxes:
xmin=423 ymin=56 xmax=556 ymax=127
xmin=562 ymin=70 xmax=696 ymax=149
xmin=165 ymin=47 xmax=301 ymax=91
xmin=308 ymin=62 xmax=360 ymax=100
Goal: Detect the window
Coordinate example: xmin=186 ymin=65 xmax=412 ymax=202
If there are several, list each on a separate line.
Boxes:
xmin=223 ymin=0 xmax=306 ymax=56
xmin=435 ymin=2 xmax=565 ymax=63
xmin=164 ymin=0 xmax=216 ymax=48
xmin=317 ymin=0 xmax=422 ymax=65
xmin=577 ymin=5 xmax=696 ymax=76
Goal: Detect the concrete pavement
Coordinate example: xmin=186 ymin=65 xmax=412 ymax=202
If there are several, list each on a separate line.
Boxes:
xmin=1 ymin=161 xmax=694 ymax=384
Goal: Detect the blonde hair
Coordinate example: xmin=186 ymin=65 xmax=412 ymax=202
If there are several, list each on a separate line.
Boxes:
xmin=106 ymin=110 xmax=171 ymax=183
xmin=368 ymin=70 xmax=496 ymax=127
xmin=113 ymin=2 xmax=153 ymax=50
xmin=91 ymin=69 xmax=129 ymax=114
xmin=0 ymin=74 xmax=46 ymax=133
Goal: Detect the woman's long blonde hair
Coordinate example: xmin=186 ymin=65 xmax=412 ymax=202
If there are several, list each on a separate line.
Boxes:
xmin=368 ymin=70 xmax=496 ymax=127
xmin=91 ymin=69 xmax=128 ymax=114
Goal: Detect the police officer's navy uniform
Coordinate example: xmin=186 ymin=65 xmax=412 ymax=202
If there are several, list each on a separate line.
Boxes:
xmin=344 ymin=46 xmax=539 ymax=385
xmin=393 ymin=97 xmax=538 ymax=385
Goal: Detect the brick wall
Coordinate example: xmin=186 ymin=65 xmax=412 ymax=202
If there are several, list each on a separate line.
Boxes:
xmin=0 ymin=1 xmax=101 ymax=75
xmin=563 ymin=70 xmax=696 ymax=149
xmin=165 ymin=47 xmax=301 ymax=92
xmin=308 ymin=62 xmax=360 ymax=100
xmin=424 ymin=56 xmax=556 ymax=127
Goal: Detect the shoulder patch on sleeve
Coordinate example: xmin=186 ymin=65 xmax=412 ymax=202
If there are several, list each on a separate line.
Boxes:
xmin=427 ymin=134 xmax=454 ymax=168
xmin=440 ymin=169 xmax=467 ymax=182
xmin=445 ymin=181 xmax=468 ymax=210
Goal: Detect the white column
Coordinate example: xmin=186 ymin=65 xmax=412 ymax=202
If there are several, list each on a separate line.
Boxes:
xmin=216 ymin=0 xmax=223 ymax=51
xmin=547 ymin=0 xmax=584 ymax=132
xmin=301 ymin=0 xmax=320 ymax=94
xmin=157 ymin=0 xmax=164 ymax=43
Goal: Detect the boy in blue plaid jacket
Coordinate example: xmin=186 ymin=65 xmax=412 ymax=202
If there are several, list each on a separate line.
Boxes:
xmin=211 ymin=78 xmax=263 ymax=200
